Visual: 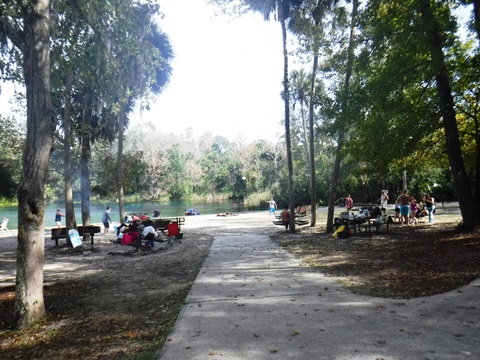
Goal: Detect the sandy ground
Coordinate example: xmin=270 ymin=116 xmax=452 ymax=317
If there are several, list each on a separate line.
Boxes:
xmin=1 ymin=205 xmax=474 ymax=360
xmin=0 ymin=211 xmax=280 ymax=286
xmin=0 ymin=204 xmax=463 ymax=288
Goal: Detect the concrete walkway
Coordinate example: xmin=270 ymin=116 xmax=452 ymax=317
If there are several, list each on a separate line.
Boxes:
xmin=158 ymin=234 xmax=480 ymax=360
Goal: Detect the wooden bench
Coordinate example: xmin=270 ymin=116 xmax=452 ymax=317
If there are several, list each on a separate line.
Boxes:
xmin=296 ymin=205 xmax=312 ymax=216
xmin=51 ymin=225 xmax=101 ymax=246
xmin=273 ymin=219 xmax=310 ymax=227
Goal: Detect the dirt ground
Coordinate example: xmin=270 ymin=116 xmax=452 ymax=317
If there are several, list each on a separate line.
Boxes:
xmin=0 ymin=206 xmax=479 ymax=359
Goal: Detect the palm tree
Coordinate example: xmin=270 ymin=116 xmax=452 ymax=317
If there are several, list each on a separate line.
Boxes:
xmin=241 ymin=0 xmax=302 ymax=232
xmin=290 ymin=69 xmax=312 ymax=170
xmin=115 ymin=22 xmax=174 ymax=224
xmin=289 ymin=0 xmax=340 ymax=226
xmin=326 ymin=0 xmax=359 ymax=233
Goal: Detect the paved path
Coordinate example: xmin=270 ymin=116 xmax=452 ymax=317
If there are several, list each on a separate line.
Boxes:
xmin=158 ymin=234 xmax=480 ymax=360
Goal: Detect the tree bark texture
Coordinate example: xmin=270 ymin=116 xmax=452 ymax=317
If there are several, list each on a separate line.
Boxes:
xmin=278 ymin=2 xmax=296 ymax=233
xmin=15 ymin=0 xmax=54 ymax=329
xmin=326 ymin=0 xmax=358 ymax=233
xmin=309 ymin=47 xmax=319 ymax=227
xmin=64 ymin=69 xmax=77 ymax=235
xmin=419 ymin=0 xmax=477 ymax=229
xmin=80 ymin=131 xmax=92 ymax=241
xmin=117 ymin=103 xmax=126 ymax=224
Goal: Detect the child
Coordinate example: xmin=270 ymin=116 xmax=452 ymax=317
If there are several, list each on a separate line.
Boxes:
xmin=55 ymin=208 xmax=65 ymax=228
xmin=394 ymin=200 xmax=400 ymax=223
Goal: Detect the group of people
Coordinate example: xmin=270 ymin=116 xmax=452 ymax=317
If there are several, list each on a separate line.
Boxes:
xmin=266 ymin=198 xmax=291 ymax=231
xmin=115 ymin=212 xmax=158 ymax=248
xmin=395 ymin=190 xmax=435 ymax=226
xmin=54 ymin=206 xmax=160 ymax=246
xmin=342 ymin=190 xmax=435 ymax=226
xmin=55 ymin=205 xmax=114 ymax=234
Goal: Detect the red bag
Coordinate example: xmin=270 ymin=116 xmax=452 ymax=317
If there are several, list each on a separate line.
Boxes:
xmin=121 ymin=232 xmax=139 ymax=245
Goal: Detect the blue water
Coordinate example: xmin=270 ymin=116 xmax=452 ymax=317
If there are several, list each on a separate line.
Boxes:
xmin=0 ymin=200 xmax=251 ymax=230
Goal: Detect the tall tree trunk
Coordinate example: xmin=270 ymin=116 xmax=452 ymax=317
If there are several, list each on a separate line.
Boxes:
xmin=80 ymin=131 xmax=92 ymax=242
xmin=301 ymin=102 xmax=311 ymax=172
xmin=117 ymin=102 xmax=126 ymax=224
xmin=309 ymin=48 xmax=319 ymax=226
xmin=64 ymin=69 xmax=77 ymax=236
xmin=279 ymin=2 xmax=295 ymax=233
xmin=15 ymin=0 xmax=53 ymax=329
xmin=419 ymin=0 xmax=477 ymax=229
xmin=326 ymin=0 xmax=358 ymax=232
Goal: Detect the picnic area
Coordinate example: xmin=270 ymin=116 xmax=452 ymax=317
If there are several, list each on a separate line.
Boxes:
xmin=1 ymin=206 xmax=479 ymax=359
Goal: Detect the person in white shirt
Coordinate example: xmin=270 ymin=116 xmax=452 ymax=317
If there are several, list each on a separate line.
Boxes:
xmin=266 ymin=198 xmax=277 ymax=218
xmin=379 ymin=191 xmax=389 ymax=211
xmin=142 ymin=225 xmax=156 ymax=240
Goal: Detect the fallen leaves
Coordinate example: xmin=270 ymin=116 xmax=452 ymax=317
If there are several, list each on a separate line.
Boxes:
xmin=272 ymin=223 xmax=480 ymax=299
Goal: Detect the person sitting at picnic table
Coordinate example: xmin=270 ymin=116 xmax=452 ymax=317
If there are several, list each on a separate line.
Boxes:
xmin=280 ymin=205 xmax=291 ymax=232
xmin=141 ymin=220 xmax=157 ymax=248
xmin=127 ymin=219 xmax=142 ymax=232
xmin=131 ymin=213 xmax=140 ymax=222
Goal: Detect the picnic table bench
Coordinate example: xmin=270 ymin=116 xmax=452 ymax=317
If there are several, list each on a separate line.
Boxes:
xmin=358 ymin=220 xmax=390 ymax=234
xmin=273 ymin=217 xmax=310 ymax=227
xmin=153 ymin=217 xmax=185 ymax=232
xmin=333 ymin=216 xmax=390 ymax=235
xmin=51 ymin=225 xmax=101 ymax=246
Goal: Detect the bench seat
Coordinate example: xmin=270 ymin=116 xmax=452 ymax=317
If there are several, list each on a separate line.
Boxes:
xmin=51 ymin=225 xmax=101 ymax=246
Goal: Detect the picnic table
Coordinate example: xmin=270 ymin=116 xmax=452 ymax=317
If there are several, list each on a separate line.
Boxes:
xmin=273 ymin=215 xmax=310 ymax=228
xmin=333 ymin=216 xmax=390 ymax=235
xmin=358 ymin=220 xmax=390 ymax=233
xmin=51 ymin=225 xmax=101 ymax=246
xmin=153 ymin=217 xmax=185 ymax=233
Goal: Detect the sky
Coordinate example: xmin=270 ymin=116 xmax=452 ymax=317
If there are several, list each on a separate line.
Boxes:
xmin=0 ymin=0 xmax=286 ymax=143
xmin=136 ymin=0 xmax=286 ymax=142
xmin=0 ymin=2 xmax=473 ymax=142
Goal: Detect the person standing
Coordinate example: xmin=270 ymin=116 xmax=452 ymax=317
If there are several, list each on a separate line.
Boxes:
xmin=409 ymin=197 xmax=419 ymax=225
xmin=423 ymin=193 xmax=435 ymax=223
xmin=266 ymin=198 xmax=277 ymax=218
xmin=379 ymin=191 xmax=389 ymax=211
xmin=280 ymin=205 xmax=291 ymax=232
xmin=344 ymin=194 xmax=353 ymax=213
xmin=394 ymin=200 xmax=401 ymax=223
xmin=55 ymin=208 xmax=65 ymax=228
xmin=396 ymin=190 xmax=412 ymax=226
xmin=102 ymin=206 xmax=112 ymax=234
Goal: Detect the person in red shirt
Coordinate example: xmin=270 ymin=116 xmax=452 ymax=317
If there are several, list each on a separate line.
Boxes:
xmin=345 ymin=195 xmax=353 ymax=213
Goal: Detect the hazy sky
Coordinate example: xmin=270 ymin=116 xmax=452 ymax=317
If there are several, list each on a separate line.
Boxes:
xmin=135 ymin=0 xmax=286 ymax=142
xmin=0 ymin=0 xmax=286 ymax=143
xmin=0 ymin=2 xmax=473 ymax=143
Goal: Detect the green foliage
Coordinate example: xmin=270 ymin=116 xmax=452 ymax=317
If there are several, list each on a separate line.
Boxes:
xmin=165 ymin=144 xmax=189 ymax=200
xmin=0 ymin=116 xmax=23 ymax=199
